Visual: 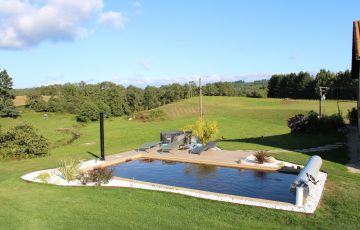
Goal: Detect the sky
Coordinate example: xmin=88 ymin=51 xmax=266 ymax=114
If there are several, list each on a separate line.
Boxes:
xmin=0 ymin=0 xmax=359 ymax=89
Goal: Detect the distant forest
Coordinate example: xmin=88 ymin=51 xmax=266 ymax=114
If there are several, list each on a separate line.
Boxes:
xmin=11 ymin=80 xmax=268 ymax=121
xmin=268 ymin=69 xmax=358 ymax=100
xmin=10 ymin=68 xmax=357 ymax=121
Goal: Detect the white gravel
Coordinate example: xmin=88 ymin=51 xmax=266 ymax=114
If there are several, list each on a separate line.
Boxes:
xmin=21 ymin=158 xmax=327 ymax=214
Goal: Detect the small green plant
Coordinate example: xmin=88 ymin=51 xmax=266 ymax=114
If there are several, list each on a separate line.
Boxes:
xmin=88 ymin=167 xmax=114 ymax=185
xmin=58 ymin=159 xmax=79 ymax=182
xmin=36 ymin=172 xmax=51 ymax=183
xmin=183 ymin=119 xmax=219 ymax=144
xmin=254 ymin=151 xmax=270 ymax=164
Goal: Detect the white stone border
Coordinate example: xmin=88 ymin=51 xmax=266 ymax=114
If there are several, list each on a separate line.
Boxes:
xmin=21 ymin=159 xmax=327 ymax=214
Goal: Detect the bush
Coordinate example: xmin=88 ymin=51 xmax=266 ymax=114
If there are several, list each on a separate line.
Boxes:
xmin=0 ymin=103 xmax=19 ymax=118
xmin=89 ymin=167 xmax=113 ymax=185
xmin=288 ymin=110 xmax=345 ymax=133
xmin=246 ymin=90 xmax=265 ymax=98
xmin=58 ymin=159 xmax=79 ymax=182
xmin=0 ymin=124 xmax=49 ymax=159
xmin=183 ymin=119 xmax=219 ymax=144
xmin=254 ymin=151 xmax=270 ymax=164
xmin=347 ymin=107 xmax=357 ymax=125
xmin=287 ymin=114 xmax=308 ymax=133
xmin=134 ymin=109 xmax=166 ymax=122
xmin=76 ymin=101 xmax=100 ymax=122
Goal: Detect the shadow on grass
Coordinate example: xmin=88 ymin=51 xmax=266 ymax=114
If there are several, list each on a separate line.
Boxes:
xmin=220 ymin=132 xmax=348 ymax=165
xmin=87 ymin=151 xmax=100 ymax=159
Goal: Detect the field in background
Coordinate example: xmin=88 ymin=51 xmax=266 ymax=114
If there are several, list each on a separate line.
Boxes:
xmin=13 ymin=96 xmax=51 ymax=106
xmin=0 ymin=97 xmax=359 ymax=229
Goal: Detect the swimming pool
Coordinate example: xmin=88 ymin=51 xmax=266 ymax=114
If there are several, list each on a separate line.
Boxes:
xmin=109 ymin=158 xmax=297 ymax=203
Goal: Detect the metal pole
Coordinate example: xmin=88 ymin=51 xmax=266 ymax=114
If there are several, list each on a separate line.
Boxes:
xmin=199 ymin=78 xmax=203 ymax=121
xmin=100 ymin=112 xmax=105 ymax=161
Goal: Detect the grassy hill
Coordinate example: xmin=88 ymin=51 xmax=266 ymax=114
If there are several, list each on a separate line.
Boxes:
xmin=0 ymin=97 xmax=359 ymax=229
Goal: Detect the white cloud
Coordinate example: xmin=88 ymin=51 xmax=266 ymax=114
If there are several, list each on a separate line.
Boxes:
xmin=137 ymin=58 xmax=152 ymax=71
xmin=97 ymin=11 xmax=126 ymax=29
xmin=111 ymin=73 xmax=271 ymax=88
xmin=0 ymin=0 xmax=108 ymax=49
xmin=132 ymin=1 xmax=142 ymax=15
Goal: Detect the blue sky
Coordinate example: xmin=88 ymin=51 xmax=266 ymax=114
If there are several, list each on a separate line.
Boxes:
xmin=0 ymin=0 xmax=359 ymax=88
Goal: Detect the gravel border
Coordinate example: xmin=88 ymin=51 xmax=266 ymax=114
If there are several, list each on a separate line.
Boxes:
xmin=21 ymin=159 xmax=327 ymax=214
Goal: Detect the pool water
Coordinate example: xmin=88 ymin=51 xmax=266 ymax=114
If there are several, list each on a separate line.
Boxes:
xmin=110 ymin=158 xmax=297 ymax=203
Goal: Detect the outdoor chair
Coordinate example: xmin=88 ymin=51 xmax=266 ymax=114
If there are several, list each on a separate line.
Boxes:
xmin=137 ymin=141 xmax=161 ymax=152
xmin=159 ymin=140 xmax=182 ymax=152
xmin=190 ymin=141 xmax=217 ymax=154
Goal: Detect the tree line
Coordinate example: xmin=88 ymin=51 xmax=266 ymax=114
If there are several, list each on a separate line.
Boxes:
xmin=203 ymin=80 xmax=268 ymax=98
xmin=268 ymin=69 xmax=358 ymax=100
xmin=18 ymin=80 xmax=269 ymax=122
xmin=24 ymin=81 xmax=199 ymax=121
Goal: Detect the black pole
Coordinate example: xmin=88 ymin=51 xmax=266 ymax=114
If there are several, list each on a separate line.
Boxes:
xmin=100 ymin=112 xmax=105 ymax=161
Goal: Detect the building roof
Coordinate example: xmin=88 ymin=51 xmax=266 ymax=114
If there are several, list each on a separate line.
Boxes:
xmin=352 ymin=20 xmax=360 ymax=78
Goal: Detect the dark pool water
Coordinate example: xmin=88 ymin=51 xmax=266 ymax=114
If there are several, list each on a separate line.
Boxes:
xmin=110 ymin=159 xmax=296 ymax=203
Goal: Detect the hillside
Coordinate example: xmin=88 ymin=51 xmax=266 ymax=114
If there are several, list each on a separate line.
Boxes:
xmin=0 ymin=97 xmax=359 ymax=229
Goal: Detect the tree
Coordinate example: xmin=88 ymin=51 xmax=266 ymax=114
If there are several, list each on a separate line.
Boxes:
xmin=76 ymin=101 xmax=100 ymax=122
xmin=0 ymin=69 xmax=19 ymax=117
xmin=143 ymin=86 xmax=160 ymax=110
xmin=26 ymin=90 xmax=47 ymax=112
xmin=183 ymin=119 xmax=219 ymax=144
xmin=268 ymin=75 xmax=282 ymax=98
xmin=126 ymin=85 xmax=144 ymax=113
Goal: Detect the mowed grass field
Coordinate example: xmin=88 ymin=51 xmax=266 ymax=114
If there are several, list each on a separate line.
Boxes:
xmin=0 ymin=97 xmax=359 ymax=229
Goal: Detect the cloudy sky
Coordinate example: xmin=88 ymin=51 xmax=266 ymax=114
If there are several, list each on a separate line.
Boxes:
xmin=0 ymin=0 xmax=359 ymax=88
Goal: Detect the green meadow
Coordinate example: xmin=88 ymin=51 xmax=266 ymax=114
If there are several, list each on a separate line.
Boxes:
xmin=0 ymin=97 xmax=359 ymax=229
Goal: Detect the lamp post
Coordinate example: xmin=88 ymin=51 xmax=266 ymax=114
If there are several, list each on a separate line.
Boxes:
xmin=100 ymin=112 xmax=105 ymax=161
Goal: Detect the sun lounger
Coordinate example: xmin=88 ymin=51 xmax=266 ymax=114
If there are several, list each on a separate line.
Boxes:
xmin=204 ymin=141 xmax=217 ymax=151
xmin=160 ymin=140 xmax=182 ymax=152
xmin=190 ymin=141 xmax=217 ymax=154
xmin=137 ymin=141 xmax=161 ymax=152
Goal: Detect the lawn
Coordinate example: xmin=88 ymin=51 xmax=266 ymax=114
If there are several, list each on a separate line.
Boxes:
xmin=0 ymin=97 xmax=359 ymax=229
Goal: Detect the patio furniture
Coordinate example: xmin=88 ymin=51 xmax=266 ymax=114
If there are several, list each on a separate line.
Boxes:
xmin=204 ymin=141 xmax=217 ymax=151
xmin=190 ymin=141 xmax=217 ymax=154
xmin=159 ymin=140 xmax=182 ymax=152
xmin=137 ymin=141 xmax=161 ymax=152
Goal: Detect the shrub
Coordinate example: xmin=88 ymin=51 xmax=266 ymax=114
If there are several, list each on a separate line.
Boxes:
xmin=288 ymin=110 xmax=345 ymax=133
xmin=0 ymin=124 xmax=49 ymax=159
xmin=254 ymin=151 xmax=270 ymax=164
xmin=246 ymin=90 xmax=265 ymax=98
xmin=77 ymin=171 xmax=90 ymax=185
xmin=76 ymin=101 xmax=100 ymax=122
xmin=287 ymin=114 xmax=308 ymax=133
xmin=58 ymin=159 xmax=79 ymax=182
xmin=88 ymin=167 xmax=114 ymax=185
xmin=36 ymin=172 xmax=51 ymax=183
xmin=347 ymin=107 xmax=357 ymax=125
xmin=183 ymin=119 xmax=219 ymax=144
xmin=134 ymin=109 xmax=166 ymax=122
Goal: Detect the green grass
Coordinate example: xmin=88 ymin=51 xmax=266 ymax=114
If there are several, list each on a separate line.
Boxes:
xmin=0 ymin=97 xmax=359 ymax=229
